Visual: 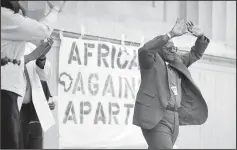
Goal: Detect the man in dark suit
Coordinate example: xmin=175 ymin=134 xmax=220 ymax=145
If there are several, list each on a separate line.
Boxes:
xmin=133 ymin=18 xmax=210 ymax=149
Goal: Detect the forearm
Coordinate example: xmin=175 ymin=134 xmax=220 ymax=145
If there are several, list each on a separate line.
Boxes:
xmin=193 ymin=35 xmax=210 ymax=55
xmin=180 ymin=35 xmax=210 ymax=67
xmin=1 ymin=8 xmax=58 ymax=41
xmin=138 ymin=32 xmax=174 ymax=69
xmin=142 ymin=32 xmax=173 ymax=54
xmin=37 ymin=7 xmax=59 ymax=36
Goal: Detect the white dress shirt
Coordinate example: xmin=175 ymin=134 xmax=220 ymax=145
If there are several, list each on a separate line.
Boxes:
xmin=18 ymin=42 xmax=51 ymax=110
xmin=1 ymin=7 xmax=57 ymax=96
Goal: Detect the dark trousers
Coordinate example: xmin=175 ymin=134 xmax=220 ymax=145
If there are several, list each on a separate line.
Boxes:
xmin=141 ymin=110 xmax=179 ymax=149
xmin=1 ymin=90 xmax=20 ymax=149
xmin=20 ymin=101 xmax=43 ymax=149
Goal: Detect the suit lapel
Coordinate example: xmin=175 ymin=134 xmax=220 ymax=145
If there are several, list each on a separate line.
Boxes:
xmin=168 ymin=61 xmax=192 ymax=82
xmin=169 ymin=60 xmax=202 ymax=96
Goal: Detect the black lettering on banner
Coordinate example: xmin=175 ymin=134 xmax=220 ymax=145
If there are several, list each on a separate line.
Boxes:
xmin=111 ymin=46 xmax=116 ymax=69
xmin=94 ymin=102 xmax=106 ymax=124
xmin=102 ymin=75 xmax=115 ymax=97
xmin=118 ymin=76 xmax=122 ymax=99
xmin=84 ymin=43 xmax=94 ymax=66
xmin=88 ymin=73 xmax=99 ymax=95
xmin=63 ymin=101 xmax=77 ymax=124
xmin=108 ymin=102 xmax=120 ymax=124
xmin=80 ymin=101 xmax=92 ymax=124
xmin=68 ymin=41 xmax=82 ymax=65
xmin=117 ymin=48 xmax=129 ymax=69
xmin=128 ymin=50 xmax=138 ymax=69
xmin=72 ymin=72 xmax=85 ymax=94
xmin=124 ymin=77 xmax=135 ymax=99
xmin=124 ymin=104 xmax=134 ymax=125
xmin=98 ymin=43 xmax=109 ymax=68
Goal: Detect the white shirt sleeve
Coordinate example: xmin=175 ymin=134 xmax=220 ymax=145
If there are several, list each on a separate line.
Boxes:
xmin=1 ymin=7 xmax=59 ymax=41
xmin=36 ymin=59 xmax=52 ymax=81
xmin=25 ymin=42 xmax=52 ymax=81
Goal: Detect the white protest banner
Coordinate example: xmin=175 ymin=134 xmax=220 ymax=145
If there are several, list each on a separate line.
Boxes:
xmin=58 ymin=37 xmax=146 ymax=148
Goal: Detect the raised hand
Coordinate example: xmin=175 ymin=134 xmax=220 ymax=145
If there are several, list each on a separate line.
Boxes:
xmin=186 ymin=21 xmax=203 ymax=37
xmin=41 ymin=38 xmax=54 ymax=56
xmin=47 ymin=1 xmax=66 ymax=12
xmin=170 ymin=18 xmax=188 ymax=37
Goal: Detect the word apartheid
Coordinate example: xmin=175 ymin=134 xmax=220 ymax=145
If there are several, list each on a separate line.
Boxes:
xmin=62 ymin=101 xmax=134 ymax=125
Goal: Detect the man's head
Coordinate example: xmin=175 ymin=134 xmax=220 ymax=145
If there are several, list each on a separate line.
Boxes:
xmin=158 ymin=39 xmax=178 ymax=63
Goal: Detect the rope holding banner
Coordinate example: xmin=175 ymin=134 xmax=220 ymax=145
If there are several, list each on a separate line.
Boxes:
xmin=120 ymin=34 xmax=129 ymax=55
xmin=80 ymin=24 xmax=85 ymax=40
xmin=59 ymin=29 xmax=64 ymax=40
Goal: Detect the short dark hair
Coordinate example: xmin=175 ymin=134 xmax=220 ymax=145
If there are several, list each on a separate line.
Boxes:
xmin=1 ymin=0 xmax=26 ymax=16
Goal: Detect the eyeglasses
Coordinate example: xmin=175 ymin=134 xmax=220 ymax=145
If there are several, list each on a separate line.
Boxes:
xmin=163 ymin=46 xmax=178 ymax=53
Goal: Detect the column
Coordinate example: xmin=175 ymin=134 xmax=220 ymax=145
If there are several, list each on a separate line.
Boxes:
xmin=212 ymin=1 xmax=227 ymax=41
xmin=179 ymin=1 xmax=187 ymax=22
xmin=198 ymin=1 xmax=212 ymax=39
xmin=226 ymin=1 xmax=236 ymax=47
xmin=186 ymin=1 xmax=199 ymax=24
xmin=164 ymin=1 xmax=180 ymax=23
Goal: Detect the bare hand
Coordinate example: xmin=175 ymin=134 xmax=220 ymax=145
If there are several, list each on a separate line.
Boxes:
xmin=48 ymin=98 xmax=55 ymax=110
xmin=47 ymin=1 xmax=66 ymax=12
xmin=170 ymin=18 xmax=188 ymax=37
xmin=41 ymin=38 xmax=54 ymax=57
xmin=186 ymin=21 xmax=203 ymax=37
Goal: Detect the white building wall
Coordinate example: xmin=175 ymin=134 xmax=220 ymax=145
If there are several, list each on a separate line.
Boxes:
xmin=23 ymin=1 xmax=236 ymax=149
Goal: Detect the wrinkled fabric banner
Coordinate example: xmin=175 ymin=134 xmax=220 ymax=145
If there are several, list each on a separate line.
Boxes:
xmin=57 ymin=36 xmax=147 ymax=148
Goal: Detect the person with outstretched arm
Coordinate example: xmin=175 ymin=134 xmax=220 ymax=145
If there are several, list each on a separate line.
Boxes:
xmin=1 ymin=1 xmax=64 ymax=148
xmin=133 ymin=18 xmax=210 ymax=149
xmin=19 ymin=39 xmax=55 ymax=149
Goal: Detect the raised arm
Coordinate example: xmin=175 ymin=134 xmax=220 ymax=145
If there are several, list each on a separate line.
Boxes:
xmin=138 ymin=35 xmax=170 ymax=69
xmin=24 ymin=39 xmax=53 ymax=81
xmin=1 ymin=5 xmax=60 ymax=41
xmin=139 ymin=18 xmax=188 ymax=69
xmin=24 ymin=38 xmax=53 ymax=64
xmin=180 ymin=21 xmax=210 ymax=67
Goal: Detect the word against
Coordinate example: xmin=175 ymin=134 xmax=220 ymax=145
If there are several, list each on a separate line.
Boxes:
xmin=59 ymin=71 xmax=141 ymax=100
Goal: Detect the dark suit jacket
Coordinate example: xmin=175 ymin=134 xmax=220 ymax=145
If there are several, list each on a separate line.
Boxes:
xmin=133 ymin=35 xmax=210 ymax=129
